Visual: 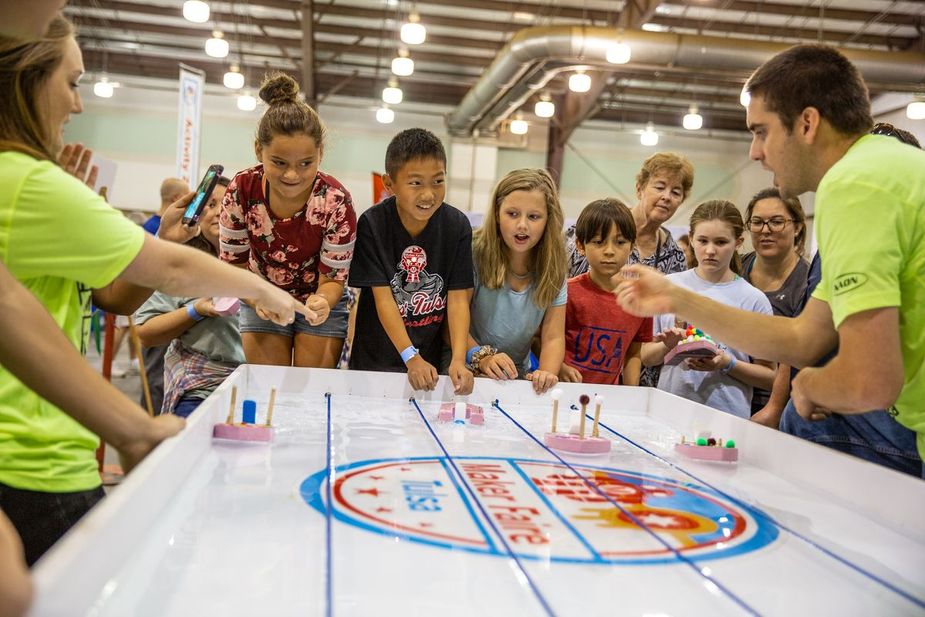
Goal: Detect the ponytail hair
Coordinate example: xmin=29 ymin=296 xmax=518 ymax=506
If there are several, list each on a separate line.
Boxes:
xmin=689 ymin=200 xmax=745 ymax=275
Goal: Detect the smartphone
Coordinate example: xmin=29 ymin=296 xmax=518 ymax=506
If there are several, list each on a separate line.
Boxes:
xmin=182 ymin=163 xmax=224 ymax=227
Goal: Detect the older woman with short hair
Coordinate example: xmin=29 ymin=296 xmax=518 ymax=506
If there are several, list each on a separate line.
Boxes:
xmin=565 ymin=152 xmax=694 ymax=386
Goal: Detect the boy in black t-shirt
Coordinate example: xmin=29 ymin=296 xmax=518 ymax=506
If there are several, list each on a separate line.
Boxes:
xmin=348 ymin=129 xmax=474 ymax=394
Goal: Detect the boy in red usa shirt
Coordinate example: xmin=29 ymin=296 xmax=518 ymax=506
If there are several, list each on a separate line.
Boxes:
xmin=560 ymin=199 xmax=653 ymax=385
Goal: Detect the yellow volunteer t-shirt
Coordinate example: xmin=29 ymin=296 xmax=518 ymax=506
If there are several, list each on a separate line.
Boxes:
xmin=0 ymin=151 xmax=145 ymax=492
xmin=812 ymin=134 xmax=925 ymax=459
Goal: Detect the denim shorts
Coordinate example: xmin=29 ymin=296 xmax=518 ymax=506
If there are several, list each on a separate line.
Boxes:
xmin=238 ymin=291 xmax=350 ymax=339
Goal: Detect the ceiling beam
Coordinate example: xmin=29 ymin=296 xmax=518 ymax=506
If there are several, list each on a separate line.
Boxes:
xmin=592 ymin=106 xmax=745 ymax=132
xmin=251 ymin=0 xmax=612 ymax=25
xmin=301 ymin=0 xmax=315 ymax=104
xmin=650 ymin=14 xmax=914 ymax=49
xmin=546 ymin=0 xmax=665 ymax=181
xmin=703 ymin=1 xmax=923 ymax=27
xmin=71 ymin=17 xmax=490 ymax=68
xmin=72 ymin=2 xmax=503 ymax=52
xmin=81 ymin=48 xmax=471 ymax=105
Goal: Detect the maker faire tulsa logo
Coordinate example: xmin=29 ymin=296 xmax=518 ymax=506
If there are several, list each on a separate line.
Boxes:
xmin=300 ymin=457 xmax=777 ymax=565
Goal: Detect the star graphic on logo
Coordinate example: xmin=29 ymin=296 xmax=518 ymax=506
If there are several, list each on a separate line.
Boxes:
xmin=637 ymin=513 xmax=683 ymax=528
xmin=375 ymin=507 xmax=392 ymax=513
xmin=356 ymin=488 xmax=382 ymax=497
xmin=368 ymin=475 xmax=384 ymax=481
xmin=419 ymin=522 xmax=433 ymax=528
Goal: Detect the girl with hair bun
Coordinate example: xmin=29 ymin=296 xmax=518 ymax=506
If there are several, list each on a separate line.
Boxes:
xmin=220 ymin=72 xmax=358 ymax=368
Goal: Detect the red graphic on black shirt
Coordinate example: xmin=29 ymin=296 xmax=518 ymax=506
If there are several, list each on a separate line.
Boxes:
xmin=390 ymin=245 xmax=446 ymax=322
xmin=400 ymin=246 xmax=426 ymax=283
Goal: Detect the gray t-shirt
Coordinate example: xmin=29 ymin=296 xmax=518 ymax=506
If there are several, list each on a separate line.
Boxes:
xmin=741 ymin=252 xmax=810 ymax=318
xmin=470 ymin=268 xmax=567 ymax=376
xmin=135 ymin=292 xmax=245 ymax=365
xmin=655 ymin=269 xmax=773 ymax=419
xmin=741 ymin=252 xmax=810 ymax=411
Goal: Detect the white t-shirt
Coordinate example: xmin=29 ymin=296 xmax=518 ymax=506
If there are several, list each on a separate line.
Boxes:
xmin=655 ymin=269 xmax=773 ymax=418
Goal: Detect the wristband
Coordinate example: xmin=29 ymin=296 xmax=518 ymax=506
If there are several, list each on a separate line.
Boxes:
xmin=465 ymin=345 xmax=481 ymax=365
xmin=186 ymin=303 xmax=205 ymax=322
xmin=721 ymin=354 xmax=737 ymax=374
xmin=400 ymin=345 xmax=419 ymax=364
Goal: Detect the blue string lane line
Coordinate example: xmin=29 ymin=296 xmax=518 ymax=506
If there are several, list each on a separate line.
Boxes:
xmin=324 ymin=392 xmax=334 ymax=617
xmin=491 ymin=400 xmax=761 ymax=617
xmin=592 ymin=417 xmax=925 ymax=612
xmin=409 ymin=398 xmax=558 ymax=617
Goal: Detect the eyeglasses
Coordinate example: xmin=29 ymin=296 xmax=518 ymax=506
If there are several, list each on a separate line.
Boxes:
xmin=749 ymin=217 xmax=793 ymax=232
xmin=871 ymin=122 xmax=922 ymax=148
xmin=871 ymin=122 xmax=899 ymax=138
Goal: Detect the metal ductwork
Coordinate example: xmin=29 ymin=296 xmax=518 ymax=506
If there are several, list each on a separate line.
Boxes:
xmin=446 ymin=26 xmax=925 ymax=137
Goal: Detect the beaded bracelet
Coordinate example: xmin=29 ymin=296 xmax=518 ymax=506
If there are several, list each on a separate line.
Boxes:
xmin=467 ymin=345 xmax=497 ymax=375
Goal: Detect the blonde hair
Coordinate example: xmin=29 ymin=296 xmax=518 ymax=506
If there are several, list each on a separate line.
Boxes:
xmin=0 ymin=15 xmax=74 ymax=161
xmin=473 ymin=168 xmax=566 ymax=308
xmin=689 ymin=200 xmax=745 ymax=275
xmin=635 ymin=152 xmax=695 ymax=200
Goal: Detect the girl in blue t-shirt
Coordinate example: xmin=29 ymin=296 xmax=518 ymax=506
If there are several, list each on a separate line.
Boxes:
xmin=642 ymin=200 xmax=776 ymax=417
xmin=467 ymin=168 xmax=567 ymax=394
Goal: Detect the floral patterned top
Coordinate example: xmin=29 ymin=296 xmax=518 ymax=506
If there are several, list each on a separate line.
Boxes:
xmin=219 ymin=165 xmax=357 ymax=302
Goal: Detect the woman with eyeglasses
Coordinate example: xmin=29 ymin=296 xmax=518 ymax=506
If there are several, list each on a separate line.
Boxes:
xmin=741 ymin=188 xmax=809 ymax=426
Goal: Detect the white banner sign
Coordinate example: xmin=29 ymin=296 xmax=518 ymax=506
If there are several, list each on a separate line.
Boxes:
xmin=176 ymin=65 xmax=205 ymax=185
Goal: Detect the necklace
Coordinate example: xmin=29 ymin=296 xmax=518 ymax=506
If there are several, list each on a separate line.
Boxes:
xmin=509 ymin=269 xmax=531 ymax=280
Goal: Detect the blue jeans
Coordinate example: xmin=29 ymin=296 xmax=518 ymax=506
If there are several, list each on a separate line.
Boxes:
xmin=173 ymin=396 xmax=204 ymax=418
xmin=780 ymin=400 xmax=922 ymax=478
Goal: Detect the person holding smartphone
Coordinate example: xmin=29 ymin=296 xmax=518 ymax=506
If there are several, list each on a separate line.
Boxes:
xmin=220 ymin=72 xmax=358 ymax=369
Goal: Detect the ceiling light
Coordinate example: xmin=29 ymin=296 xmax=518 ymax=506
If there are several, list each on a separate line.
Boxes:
xmin=606 ymin=41 xmax=631 ymax=65
xmin=382 ymin=78 xmax=403 ymax=105
xmin=237 ymin=92 xmax=257 ymax=111
xmin=906 ymin=99 xmax=925 ymax=120
xmin=223 ymin=65 xmax=244 ymax=89
xmin=182 ymin=0 xmax=210 ymax=23
xmin=655 ymin=5 xmax=671 ymax=14
xmin=740 ymin=85 xmax=751 ymax=107
xmin=93 ymin=76 xmax=115 ymax=98
xmin=509 ymin=117 xmax=528 ymax=135
xmin=534 ymin=95 xmax=555 ymax=118
xmin=641 ymin=23 xmax=668 ymax=32
xmin=512 ymin=11 xmax=533 ymax=21
xmin=683 ymin=105 xmax=703 ymax=130
xmin=569 ymin=71 xmax=591 ymax=93
xmin=205 ymin=31 xmax=229 ymax=58
xmin=391 ymin=49 xmax=414 ymax=77
xmin=400 ymin=12 xmax=426 ymax=45
xmin=640 ymin=122 xmax=659 ymax=146
xmin=376 ymin=105 xmax=395 ymax=124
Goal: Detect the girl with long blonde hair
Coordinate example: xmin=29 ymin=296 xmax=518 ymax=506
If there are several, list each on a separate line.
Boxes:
xmin=467 ymin=168 xmax=566 ymax=393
